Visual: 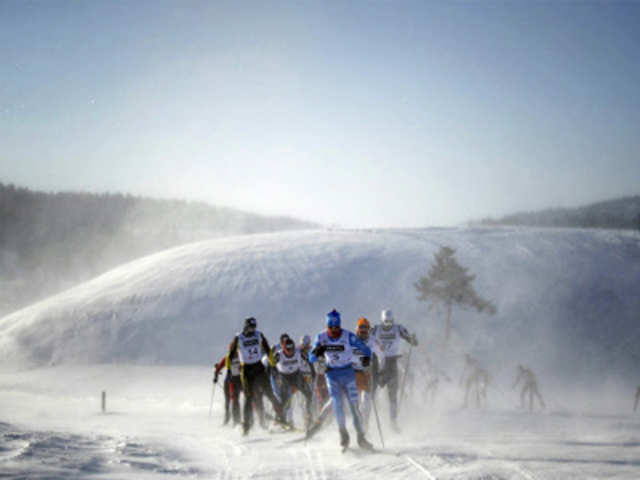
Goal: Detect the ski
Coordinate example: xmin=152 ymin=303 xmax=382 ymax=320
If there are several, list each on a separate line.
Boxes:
xmin=342 ymin=446 xmax=380 ymax=455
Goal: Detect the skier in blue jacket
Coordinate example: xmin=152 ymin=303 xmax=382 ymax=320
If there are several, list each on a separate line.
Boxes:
xmin=309 ymin=309 xmax=374 ymax=451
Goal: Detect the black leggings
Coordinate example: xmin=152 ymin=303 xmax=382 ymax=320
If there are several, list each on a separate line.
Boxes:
xmin=224 ymin=372 xmax=242 ymax=424
xmin=278 ymin=371 xmax=313 ymax=419
xmin=380 ymin=356 xmax=400 ymax=421
xmin=241 ymin=362 xmax=283 ymax=430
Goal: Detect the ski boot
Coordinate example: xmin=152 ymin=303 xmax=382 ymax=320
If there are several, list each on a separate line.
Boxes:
xmin=223 ymin=411 xmax=230 ymax=426
xmin=339 ymin=427 xmax=350 ymax=452
xmin=242 ymin=422 xmax=250 ymax=436
xmin=357 ymin=432 xmax=374 ymax=451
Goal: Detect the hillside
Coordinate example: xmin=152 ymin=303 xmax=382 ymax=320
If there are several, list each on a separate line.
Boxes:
xmin=476 ymin=196 xmax=640 ymax=230
xmin=0 ymin=183 xmax=316 ymax=316
xmin=1 ymin=227 xmax=639 ymax=389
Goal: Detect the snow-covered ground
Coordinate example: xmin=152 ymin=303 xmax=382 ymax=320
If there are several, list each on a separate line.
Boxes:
xmin=1 ymin=227 xmax=640 ymax=478
xmin=2 ymin=365 xmax=640 ymax=479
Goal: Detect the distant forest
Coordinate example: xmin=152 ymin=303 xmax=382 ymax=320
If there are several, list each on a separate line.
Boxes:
xmin=0 ymin=183 xmax=316 ymax=316
xmin=476 ymin=196 xmax=640 ymax=231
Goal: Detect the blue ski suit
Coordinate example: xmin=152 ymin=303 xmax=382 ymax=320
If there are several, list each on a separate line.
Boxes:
xmin=309 ymin=329 xmax=371 ymax=432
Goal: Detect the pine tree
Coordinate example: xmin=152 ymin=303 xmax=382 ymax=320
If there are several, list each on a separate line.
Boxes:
xmin=414 ymin=246 xmax=496 ymax=343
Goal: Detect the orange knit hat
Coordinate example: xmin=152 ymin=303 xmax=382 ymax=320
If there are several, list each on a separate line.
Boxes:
xmin=356 ymin=317 xmax=370 ymax=329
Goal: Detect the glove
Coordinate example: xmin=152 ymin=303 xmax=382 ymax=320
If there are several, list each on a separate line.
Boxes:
xmin=312 ymin=344 xmax=326 ymax=357
xmin=361 ymin=356 xmax=371 ymax=368
xmin=213 ymin=372 xmax=219 ymax=384
xmin=410 ymin=333 xmax=418 ymax=346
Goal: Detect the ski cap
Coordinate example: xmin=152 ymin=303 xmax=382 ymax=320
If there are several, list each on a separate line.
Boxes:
xmin=244 ymin=317 xmax=257 ymax=332
xmin=326 ymin=309 xmax=341 ymax=328
xmin=300 ymin=334 xmax=311 ymax=348
xmin=381 ymin=309 xmax=394 ymax=327
xmin=356 ymin=317 xmax=370 ymax=339
xmin=283 ymin=337 xmax=295 ymax=355
xmin=356 ymin=317 xmax=370 ymax=329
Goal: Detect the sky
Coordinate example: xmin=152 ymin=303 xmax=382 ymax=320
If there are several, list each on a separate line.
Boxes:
xmin=1 ymin=0 xmax=639 ymax=228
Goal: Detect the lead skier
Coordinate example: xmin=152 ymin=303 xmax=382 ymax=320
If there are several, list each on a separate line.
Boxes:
xmin=309 ymin=309 xmax=374 ymax=451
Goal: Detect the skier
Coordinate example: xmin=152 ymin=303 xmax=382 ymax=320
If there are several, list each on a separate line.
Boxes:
xmin=422 ymin=354 xmax=451 ymax=404
xmin=271 ymin=335 xmax=314 ymax=430
xmin=309 ymin=309 xmax=374 ymax=451
xmin=268 ymin=333 xmax=293 ymax=404
xmin=460 ymin=354 xmax=489 ymax=409
xmin=635 ymin=385 xmax=640 ymax=412
xmin=298 ymin=335 xmax=316 ymax=417
xmin=371 ymin=309 xmax=418 ymax=431
xmin=298 ymin=335 xmax=315 ymax=387
xmin=352 ymin=317 xmax=385 ymax=433
xmin=513 ymin=364 xmax=545 ymax=411
xmin=213 ymin=345 xmax=242 ymax=426
xmin=227 ymin=317 xmax=286 ymax=435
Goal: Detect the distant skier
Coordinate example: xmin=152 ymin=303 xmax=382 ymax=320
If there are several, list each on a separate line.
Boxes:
xmin=213 ymin=345 xmax=242 ymax=426
xmin=634 ymin=385 xmax=640 ymax=412
xmin=227 ymin=317 xmax=286 ymax=435
xmin=352 ymin=317 xmax=385 ymax=433
xmin=422 ymin=354 xmax=451 ymax=404
xmin=460 ymin=354 xmax=489 ymax=409
xmin=271 ymin=335 xmax=314 ymax=430
xmin=513 ymin=364 xmax=545 ymax=412
xmin=309 ymin=309 xmax=374 ymax=451
xmin=371 ymin=309 xmax=418 ymax=431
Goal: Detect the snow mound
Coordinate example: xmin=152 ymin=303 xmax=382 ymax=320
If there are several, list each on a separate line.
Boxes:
xmin=1 ymin=228 xmax=639 ymax=382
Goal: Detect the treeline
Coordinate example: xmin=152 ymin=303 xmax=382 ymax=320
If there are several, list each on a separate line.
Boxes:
xmin=476 ymin=196 xmax=640 ymax=231
xmin=0 ymin=183 xmax=316 ymax=316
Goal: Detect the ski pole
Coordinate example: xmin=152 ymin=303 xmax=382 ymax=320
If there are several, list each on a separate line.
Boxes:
xmin=208 ymin=382 xmax=216 ymax=418
xmin=398 ymin=344 xmax=413 ymax=412
xmin=371 ymin=389 xmax=385 ymax=448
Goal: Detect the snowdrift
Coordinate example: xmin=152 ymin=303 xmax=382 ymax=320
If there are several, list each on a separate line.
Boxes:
xmin=1 ymin=228 xmax=639 ymax=385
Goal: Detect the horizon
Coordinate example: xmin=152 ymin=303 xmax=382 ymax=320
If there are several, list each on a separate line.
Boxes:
xmin=3 ymin=179 xmax=638 ymax=228
xmin=2 ymin=1 xmax=640 ymax=228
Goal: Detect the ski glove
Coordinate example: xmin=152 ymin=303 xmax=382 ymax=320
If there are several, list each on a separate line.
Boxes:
xmin=361 ymin=356 xmax=371 ymax=368
xmin=312 ymin=344 xmax=326 ymax=358
xmin=410 ymin=334 xmax=418 ymax=346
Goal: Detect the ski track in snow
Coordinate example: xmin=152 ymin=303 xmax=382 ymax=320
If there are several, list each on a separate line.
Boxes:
xmin=3 ymin=408 xmax=640 ymax=479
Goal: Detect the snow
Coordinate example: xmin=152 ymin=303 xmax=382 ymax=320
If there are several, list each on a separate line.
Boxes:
xmin=1 ymin=227 xmax=640 ymax=478
xmin=2 ymin=365 xmax=640 ymax=479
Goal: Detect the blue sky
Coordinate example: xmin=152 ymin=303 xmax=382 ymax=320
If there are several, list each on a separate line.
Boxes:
xmin=1 ymin=0 xmax=639 ymax=227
